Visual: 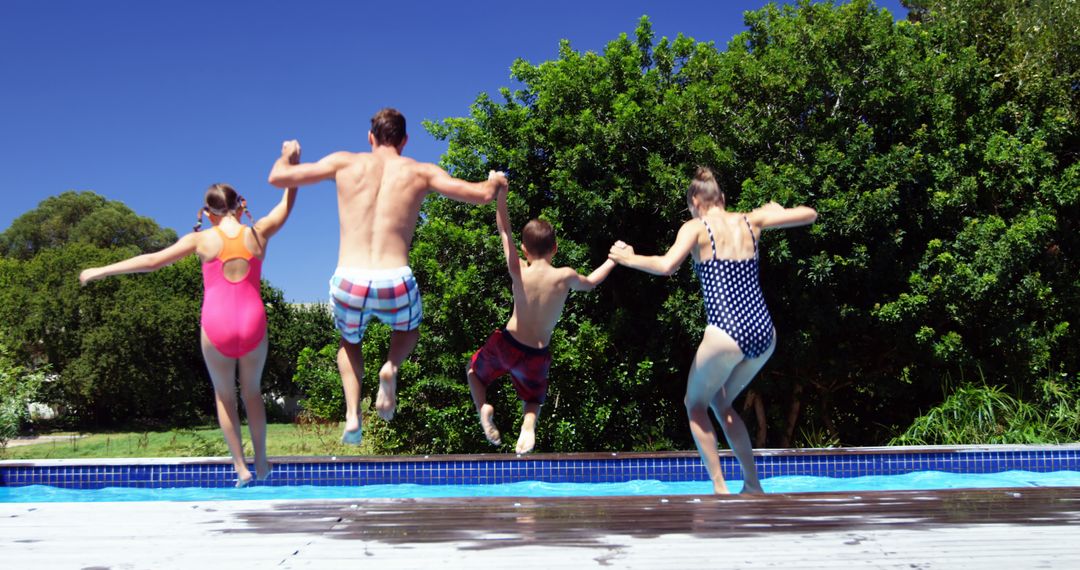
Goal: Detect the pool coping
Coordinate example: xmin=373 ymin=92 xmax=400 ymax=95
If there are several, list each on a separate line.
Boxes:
xmin=5 ymin=442 xmax=1079 ymax=468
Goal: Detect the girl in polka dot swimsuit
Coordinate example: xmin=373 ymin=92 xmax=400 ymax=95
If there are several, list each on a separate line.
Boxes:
xmin=608 ymin=167 xmax=817 ymax=494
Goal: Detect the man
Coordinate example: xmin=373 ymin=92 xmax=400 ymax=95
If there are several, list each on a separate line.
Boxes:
xmin=269 ymin=108 xmax=506 ymax=444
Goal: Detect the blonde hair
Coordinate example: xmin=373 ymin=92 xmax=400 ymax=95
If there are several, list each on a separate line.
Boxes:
xmin=686 ymin=166 xmax=725 ymax=212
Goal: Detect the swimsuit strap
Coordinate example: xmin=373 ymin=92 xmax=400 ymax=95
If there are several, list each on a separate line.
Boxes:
xmin=700 ymin=218 xmax=719 ymax=261
xmin=743 ymin=216 xmax=758 ymax=256
xmin=213 ymin=226 xmax=254 ymax=262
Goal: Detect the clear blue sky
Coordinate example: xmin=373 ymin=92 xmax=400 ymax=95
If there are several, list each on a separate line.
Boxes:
xmin=1 ymin=0 xmax=906 ymax=302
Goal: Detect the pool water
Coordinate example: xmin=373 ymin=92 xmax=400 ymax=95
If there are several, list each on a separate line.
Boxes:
xmin=2 ymin=470 xmax=1078 ymax=503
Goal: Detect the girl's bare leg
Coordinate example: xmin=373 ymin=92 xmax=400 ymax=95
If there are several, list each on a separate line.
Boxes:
xmin=685 ymin=327 xmax=743 ymax=494
xmin=710 ymin=334 xmax=775 ymax=494
xmin=238 ymin=335 xmax=270 ymax=480
xmin=201 ymin=331 xmax=251 ymax=485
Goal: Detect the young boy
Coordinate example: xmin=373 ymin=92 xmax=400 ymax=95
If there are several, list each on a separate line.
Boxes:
xmin=467 ymin=185 xmax=616 ymax=454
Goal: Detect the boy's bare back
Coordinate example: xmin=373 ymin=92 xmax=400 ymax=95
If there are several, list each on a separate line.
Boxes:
xmin=495 ymin=190 xmax=616 ymax=349
xmin=505 ymin=261 xmax=580 ymax=349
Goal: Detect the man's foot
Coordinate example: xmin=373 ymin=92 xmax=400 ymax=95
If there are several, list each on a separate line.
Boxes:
xmin=376 ymin=362 xmax=398 ymax=421
xmin=515 ymin=426 xmax=536 ymax=454
xmin=479 ymin=404 xmax=501 ymax=446
xmin=341 ymin=415 xmax=363 ymax=445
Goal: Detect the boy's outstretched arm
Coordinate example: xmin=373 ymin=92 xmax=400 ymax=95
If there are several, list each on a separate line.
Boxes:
xmin=568 ymin=258 xmax=617 ymax=291
xmin=495 ymin=185 xmax=523 ymax=282
xmin=79 ymin=233 xmax=199 ymax=286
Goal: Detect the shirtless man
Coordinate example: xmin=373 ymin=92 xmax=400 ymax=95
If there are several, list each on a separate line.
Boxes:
xmin=269 ymin=108 xmax=507 ymax=444
xmin=466 ymin=183 xmax=616 ymax=453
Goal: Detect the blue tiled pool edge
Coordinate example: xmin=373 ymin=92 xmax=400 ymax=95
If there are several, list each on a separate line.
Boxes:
xmin=2 ymin=444 xmax=1078 ymax=490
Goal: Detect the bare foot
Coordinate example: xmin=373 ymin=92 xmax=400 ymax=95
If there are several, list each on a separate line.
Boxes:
xmin=479 ymin=404 xmax=501 ymax=446
xmin=255 ymin=459 xmax=272 ymax=481
xmin=376 ymin=362 xmax=398 ymax=421
xmin=738 ymin=481 xmax=764 ymax=495
xmin=515 ymin=426 xmax=536 ymax=454
xmin=235 ymin=469 xmax=254 ymax=488
xmin=712 ymin=478 xmax=731 ymax=494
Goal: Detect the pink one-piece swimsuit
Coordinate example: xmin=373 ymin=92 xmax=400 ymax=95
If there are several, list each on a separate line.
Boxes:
xmin=201 ymin=226 xmax=267 ymax=358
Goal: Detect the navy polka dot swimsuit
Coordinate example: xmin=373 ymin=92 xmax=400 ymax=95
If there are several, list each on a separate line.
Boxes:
xmin=693 ymin=217 xmax=774 ymax=358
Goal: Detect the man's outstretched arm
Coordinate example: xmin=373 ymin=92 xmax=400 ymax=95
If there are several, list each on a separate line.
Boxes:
xmin=268 ymin=140 xmax=347 ymax=188
xmin=425 ymin=164 xmax=505 ymax=205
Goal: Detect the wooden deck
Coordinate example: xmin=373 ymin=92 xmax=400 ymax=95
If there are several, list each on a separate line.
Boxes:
xmin=4 ymin=487 xmax=1079 ymax=568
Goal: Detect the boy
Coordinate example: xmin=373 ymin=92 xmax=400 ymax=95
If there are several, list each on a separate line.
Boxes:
xmin=467 ymin=185 xmax=616 ymax=453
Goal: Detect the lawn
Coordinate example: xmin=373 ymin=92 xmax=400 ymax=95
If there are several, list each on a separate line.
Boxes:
xmin=1 ymin=422 xmax=376 ymax=460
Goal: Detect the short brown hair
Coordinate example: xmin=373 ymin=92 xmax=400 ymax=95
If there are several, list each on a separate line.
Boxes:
xmin=522 ymin=219 xmax=556 ymax=258
xmin=370 ymin=108 xmax=407 ymax=147
xmin=687 ymin=166 xmax=725 ymax=211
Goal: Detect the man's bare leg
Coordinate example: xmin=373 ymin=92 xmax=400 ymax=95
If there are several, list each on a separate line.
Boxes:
xmin=467 ymin=369 xmax=501 ymax=445
xmin=338 ymin=338 xmax=364 ymax=443
xmin=516 ymin=402 xmax=541 ymax=454
xmin=376 ymin=328 xmax=419 ymax=421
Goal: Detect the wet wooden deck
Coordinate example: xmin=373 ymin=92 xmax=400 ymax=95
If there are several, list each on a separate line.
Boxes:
xmin=4 ymin=487 xmax=1080 ymax=568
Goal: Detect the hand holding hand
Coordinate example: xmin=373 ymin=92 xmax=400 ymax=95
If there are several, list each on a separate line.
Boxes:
xmin=608 ymin=240 xmax=633 ymax=264
xmin=281 ymin=140 xmax=301 ymax=162
xmin=488 ymin=170 xmax=508 ymax=192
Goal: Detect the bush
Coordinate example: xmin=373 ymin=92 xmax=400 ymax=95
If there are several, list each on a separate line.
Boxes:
xmin=0 ymin=341 xmax=46 ymax=452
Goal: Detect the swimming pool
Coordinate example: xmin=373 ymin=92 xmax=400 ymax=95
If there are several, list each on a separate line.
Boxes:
xmin=2 ymin=444 xmax=1078 ymax=501
xmin=2 ymin=469 xmax=1079 ymax=502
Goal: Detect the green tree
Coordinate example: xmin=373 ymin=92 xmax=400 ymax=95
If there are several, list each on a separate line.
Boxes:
xmin=0 ymin=192 xmax=326 ymax=429
xmin=397 ymin=0 xmax=1079 ymax=451
xmin=0 ymin=191 xmax=176 ymax=260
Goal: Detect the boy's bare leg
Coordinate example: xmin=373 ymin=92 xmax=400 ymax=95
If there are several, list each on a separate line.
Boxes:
xmin=338 ymin=338 xmax=364 ymax=442
xmin=516 ymin=402 xmax=541 ymax=454
xmin=467 ymin=370 xmax=501 ymax=445
xmin=201 ymin=331 xmax=252 ymax=486
xmin=376 ymin=328 xmax=419 ymax=421
xmin=238 ymin=336 xmax=271 ymax=480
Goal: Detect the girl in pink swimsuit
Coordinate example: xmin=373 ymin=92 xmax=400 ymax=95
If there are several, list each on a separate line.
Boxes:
xmin=80 ymin=182 xmax=297 ymax=487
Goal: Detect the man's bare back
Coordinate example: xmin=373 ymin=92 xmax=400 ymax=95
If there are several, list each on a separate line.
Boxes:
xmin=324 ymin=151 xmax=439 ymax=268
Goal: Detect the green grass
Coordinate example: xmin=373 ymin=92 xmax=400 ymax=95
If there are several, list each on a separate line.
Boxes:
xmin=1 ymin=422 xmax=376 ymax=460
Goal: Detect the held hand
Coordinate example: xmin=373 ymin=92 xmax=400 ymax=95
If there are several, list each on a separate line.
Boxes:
xmin=488 ymin=170 xmax=508 ymax=192
xmin=79 ymin=268 xmax=99 ymax=287
xmin=608 ymin=241 xmax=633 ymax=265
xmin=281 ymin=140 xmax=301 ymax=162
